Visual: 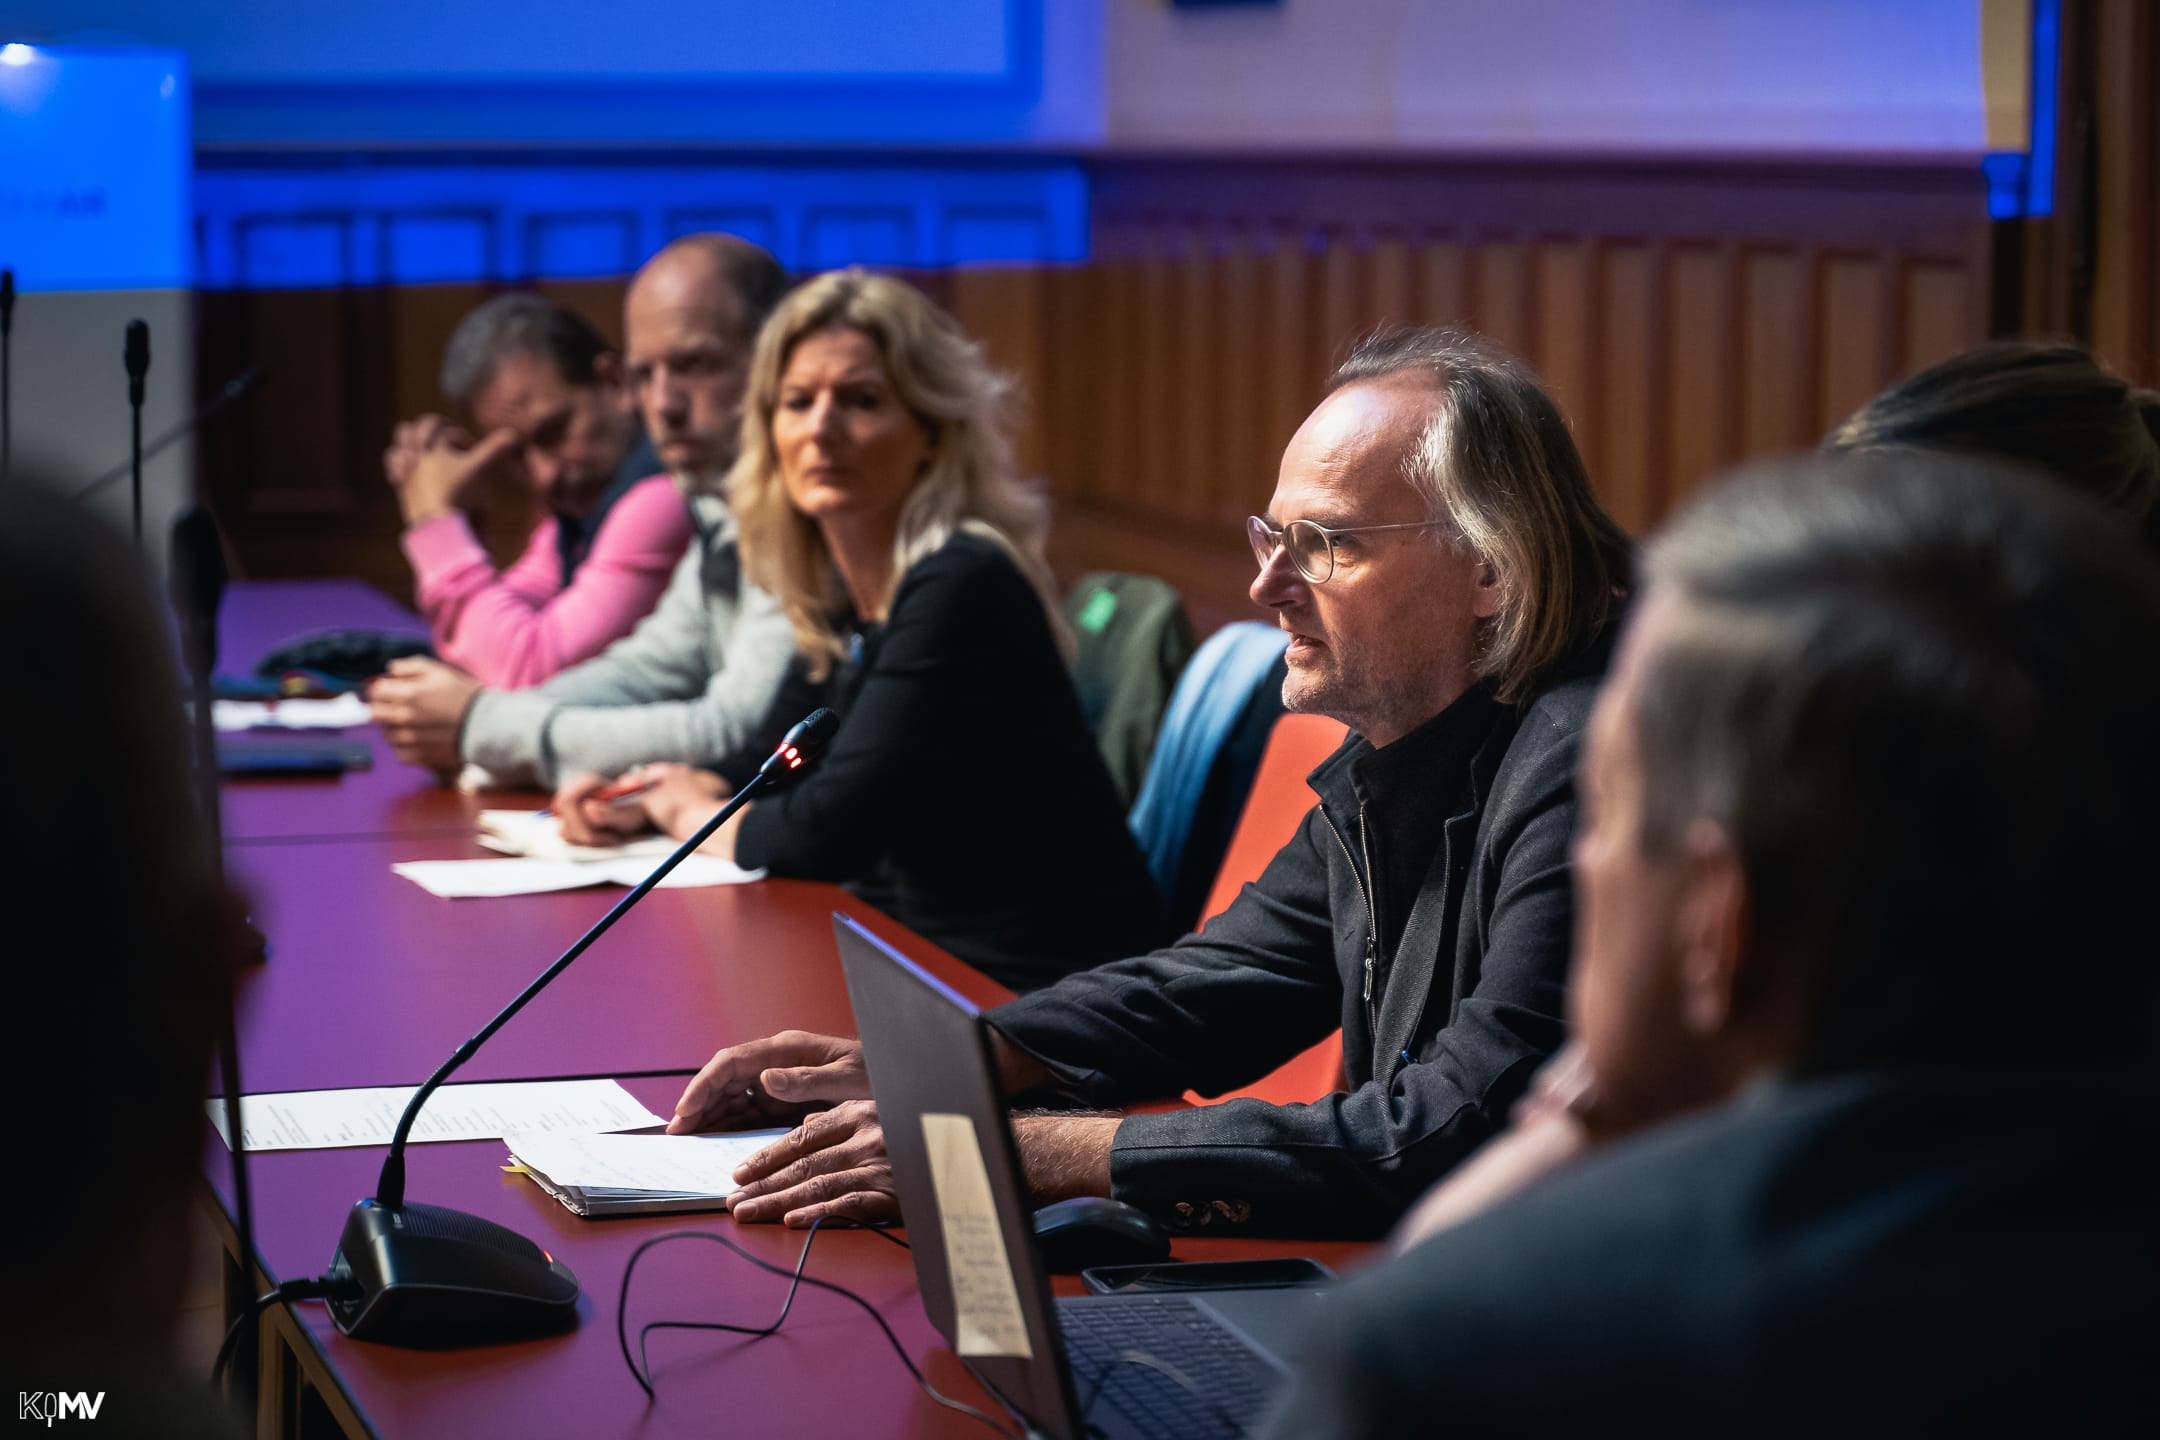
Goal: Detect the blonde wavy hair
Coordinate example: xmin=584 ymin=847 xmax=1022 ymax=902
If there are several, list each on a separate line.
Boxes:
xmin=729 ymin=269 xmax=1067 ymax=681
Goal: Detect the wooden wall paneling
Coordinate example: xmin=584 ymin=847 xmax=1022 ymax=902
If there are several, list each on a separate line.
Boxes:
xmin=1533 ymin=237 xmax=1598 ymax=479
xmin=1217 ymin=233 xmax=1268 ymax=527
xmin=1740 ymin=248 xmax=1813 ymax=459
xmin=1134 ymin=235 xmax=1179 ymax=520
xmin=1817 ymin=253 xmax=1889 ymax=434
xmin=1368 ymin=237 xmax=1415 ymax=333
xmin=1665 ymin=244 xmax=1733 ymax=509
xmin=1028 ymin=263 xmax=1088 ymax=507
xmin=1094 ymin=252 xmax=1144 ymax=515
xmin=531 ymin=279 xmax=629 ymax=351
xmin=198 ymin=152 xmax=1996 ymax=629
xmin=947 ymin=264 xmax=1050 ymax=482
xmin=1318 ymin=229 xmax=1368 ymax=369
xmin=1418 ymin=235 xmax=1470 ymax=328
xmin=1596 ymin=242 xmax=1660 ymax=534
xmin=1264 ymin=232 xmax=1318 ymax=489
xmin=1471 ymin=238 xmax=1531 ymax=362
xmin=1173 ymin=226 xmax=1224 ymax=530
xmin=1902 ymin=260 xmax=1978 ymax=375
xmin=2090 ymin=0 xmax=2158 ymax=384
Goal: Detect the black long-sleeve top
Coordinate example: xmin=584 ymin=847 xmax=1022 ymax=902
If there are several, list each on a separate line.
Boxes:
xmin=733 ymin=532 xmax=1169 ymax=991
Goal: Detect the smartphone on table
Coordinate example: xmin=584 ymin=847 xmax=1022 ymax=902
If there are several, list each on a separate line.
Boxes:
xmin=1080 ymin=1257 xmax=1334 ymax=1296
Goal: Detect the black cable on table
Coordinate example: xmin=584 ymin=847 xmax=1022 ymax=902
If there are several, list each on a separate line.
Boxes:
xmin=616 ymin=1222 xmax=1016 ymax=1437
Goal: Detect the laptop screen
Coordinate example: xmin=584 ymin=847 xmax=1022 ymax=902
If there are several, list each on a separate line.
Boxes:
xmin=833 ymin=913 xmax=1085 ymax=1439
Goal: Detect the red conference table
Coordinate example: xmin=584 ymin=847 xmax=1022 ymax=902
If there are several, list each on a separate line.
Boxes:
xmin=209 ymin=579 xmax=1374 ymax=1439
xmin=219 ymin=579 xmax=480 ymax=844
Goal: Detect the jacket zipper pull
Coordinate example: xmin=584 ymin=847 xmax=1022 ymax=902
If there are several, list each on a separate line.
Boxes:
xmin=1363 ymin=933 xmax=1377 ymax=1004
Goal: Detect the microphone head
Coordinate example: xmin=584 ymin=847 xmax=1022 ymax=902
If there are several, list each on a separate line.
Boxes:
xmin=787 ymin=707 xmax=840 ymax=754
xmin=124 ymin=318 xmax=150 ymax=379
xmin=169 ymin=506 xmax=227 ymax=635
xmin=762 ymin=708 xmax=840 ymax=779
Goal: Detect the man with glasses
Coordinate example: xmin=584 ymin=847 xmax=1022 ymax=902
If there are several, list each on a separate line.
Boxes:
xmin=669 ymin=327 xmax=1634 ymax=1237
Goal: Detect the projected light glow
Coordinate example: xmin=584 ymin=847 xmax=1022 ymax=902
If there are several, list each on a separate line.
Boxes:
xmin=0 ymin=43 xmax=38 ymax=66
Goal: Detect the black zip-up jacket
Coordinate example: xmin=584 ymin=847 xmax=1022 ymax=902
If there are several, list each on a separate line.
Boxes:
xmin=987 ymin=644 xmax=1604 ymax=1237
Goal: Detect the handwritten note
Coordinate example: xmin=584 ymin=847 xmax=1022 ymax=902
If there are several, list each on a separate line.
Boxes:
xmin=921 ymin=1111 xmax=1034 ymax=1359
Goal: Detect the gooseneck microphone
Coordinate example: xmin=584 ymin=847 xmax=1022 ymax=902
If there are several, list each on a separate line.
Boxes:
xmin=124 ymin=319 xmax=150 ymax=549
xmin=2 ymin=268 xmax=15 ymax=481
xmin=327 ymin=709 xmax=840 ymax=1346
xmin=73 ymin=365 xmax=264 ymax=503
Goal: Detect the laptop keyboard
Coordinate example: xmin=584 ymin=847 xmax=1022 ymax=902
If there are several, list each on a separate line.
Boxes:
xmin=1056 ymin=1295 xmax=1279 ymax=1438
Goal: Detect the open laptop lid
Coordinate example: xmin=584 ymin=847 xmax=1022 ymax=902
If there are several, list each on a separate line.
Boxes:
xmin=834 ymin=914 xmax=1084 ymax=1439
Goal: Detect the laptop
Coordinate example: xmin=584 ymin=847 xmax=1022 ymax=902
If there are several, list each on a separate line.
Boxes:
xmin=833 ymin=914 xmax=1329 ymax=1440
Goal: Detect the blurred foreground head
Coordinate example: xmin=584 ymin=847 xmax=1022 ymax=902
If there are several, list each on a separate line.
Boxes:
xmin=0 ymin=479 xmax=238 ymax=1362
xmin=1827 ymin=340 xmax=2160 ymax=548
xmin=1573 ymin=451 xmax=2160 ymax=1132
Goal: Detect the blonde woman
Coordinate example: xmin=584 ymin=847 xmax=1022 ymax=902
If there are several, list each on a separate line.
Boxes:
xmin=557 ymin=270 xmax=1164 ymax=989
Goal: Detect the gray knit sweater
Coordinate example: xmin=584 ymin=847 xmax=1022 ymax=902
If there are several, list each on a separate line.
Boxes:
xmin=459 ymin=492 xmax=798 ymax=786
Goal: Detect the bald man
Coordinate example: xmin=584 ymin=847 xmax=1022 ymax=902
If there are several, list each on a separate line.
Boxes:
xmin=372 ymin=235 xmax=805 ymax=785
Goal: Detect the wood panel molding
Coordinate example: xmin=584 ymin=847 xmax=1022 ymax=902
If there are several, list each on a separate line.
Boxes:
xmin=196 ymin=150 xmax=1998 ymax=629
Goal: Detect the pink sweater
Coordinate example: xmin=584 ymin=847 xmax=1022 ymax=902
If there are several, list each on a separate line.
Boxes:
xmin=402 ymin=474 xmax=692 ymax=690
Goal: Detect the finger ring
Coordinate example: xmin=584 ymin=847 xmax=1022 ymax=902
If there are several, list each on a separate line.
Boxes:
xmin=744 ymin=1087 xmax=757 ymax=1098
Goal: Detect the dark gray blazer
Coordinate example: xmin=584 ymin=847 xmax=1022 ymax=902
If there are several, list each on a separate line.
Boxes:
xmin=1261 ymin=1066 xmax=2160 ymax=1437
xmin=988 ymin=653 xmax=1603 ymax=1237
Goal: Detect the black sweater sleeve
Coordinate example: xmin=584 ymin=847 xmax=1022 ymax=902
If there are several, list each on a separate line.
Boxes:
xmin=732 ymin=536 xmax=1036 ymax=878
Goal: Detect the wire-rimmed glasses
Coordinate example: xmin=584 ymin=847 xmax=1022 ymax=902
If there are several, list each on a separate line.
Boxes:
xmin=1246 ymin=514 xmax=1451 ymax=584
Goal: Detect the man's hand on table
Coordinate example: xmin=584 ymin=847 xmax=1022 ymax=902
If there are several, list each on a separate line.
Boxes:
xmin=671 ymin=1029 xmax=1120 ymax=1227
xmin=368 ymin=656 xmax=482 ymax=775
xmin=669 ymin=1030 xmax=872 ymax=1135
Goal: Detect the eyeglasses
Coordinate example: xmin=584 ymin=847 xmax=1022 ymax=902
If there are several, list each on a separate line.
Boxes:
xmin=1246 ymin=514 xmax=1451 ymax=584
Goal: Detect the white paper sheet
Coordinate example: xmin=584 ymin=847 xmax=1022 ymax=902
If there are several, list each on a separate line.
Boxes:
xmin=391 ymin=854 xmax=762 ymax=898
xmin=922 ymin=1111 xmax=1035 ymax=1359
xmin=503 ymin=1129 xmax=791 ymax=1196
xmin=212 ymin=693 xmax=374 ymax=732
xmin=207 ymin=1078 xmax=665 ymax=1152
xmin=475 ymin=808 xmax=681 ymax=863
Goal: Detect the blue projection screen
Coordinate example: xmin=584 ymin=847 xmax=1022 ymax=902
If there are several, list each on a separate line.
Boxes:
xmin=0 ymin=46 xmax=191 ymax=292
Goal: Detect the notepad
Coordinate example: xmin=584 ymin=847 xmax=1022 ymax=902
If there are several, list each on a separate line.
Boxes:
xmin=503 ymin=1129 xmax=791 ymax=1218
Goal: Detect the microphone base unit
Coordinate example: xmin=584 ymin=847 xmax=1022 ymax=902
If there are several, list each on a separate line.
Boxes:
xmin=327 ymin=1198 xmax=579 ymax=1347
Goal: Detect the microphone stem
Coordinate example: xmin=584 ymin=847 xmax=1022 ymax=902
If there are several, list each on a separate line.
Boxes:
xmin=375 ymin=766 xmax=776 ymax=1209
xmin=131 ymin=400 xmax=143 ymax=551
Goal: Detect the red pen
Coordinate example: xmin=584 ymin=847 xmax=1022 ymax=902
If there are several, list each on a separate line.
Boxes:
xmin=592 ymin=772 xmax=663 ymax=807
xmin=540 ymin=770 xmax=661 ymax=817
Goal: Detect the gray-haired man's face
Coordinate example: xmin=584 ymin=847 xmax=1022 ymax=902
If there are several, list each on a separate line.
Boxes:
xmin=1251 ymin=379 xmax=1498 ymax=750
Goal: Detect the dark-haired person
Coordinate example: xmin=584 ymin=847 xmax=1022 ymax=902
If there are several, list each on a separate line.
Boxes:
xmin=386 ymin=292 xmax=691 ymax=688
xmin=663 ymin=327 xmax=1634 ymax=1236
xmin=1827 ymin=339 xmax=2160 ymax=546
xmin=372 ymin=235 xmax=803 ymax=783
xmin=554 ymin=269 xmax=1165 ymax=991
xmin=3 ymin=480 xmax=244 ymax=1436
xmin=1268 ymin=454 xmax=2160 ymax=1436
